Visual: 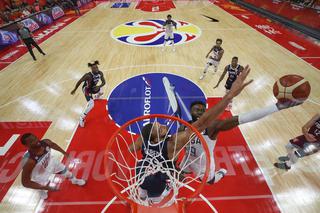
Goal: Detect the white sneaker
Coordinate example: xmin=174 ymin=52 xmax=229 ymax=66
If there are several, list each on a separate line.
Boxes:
xmin=199 ymin=75 xmax=205 ymax=80
xmin=71 ymin=178 xmax=86 ymax=186
xmin=214 ymin=168 xmax=227 ymax=183
xmin=39 ymin=190 xmax=48 ymax=200
xmin=79 ymin=117 xmax=85 ymax=127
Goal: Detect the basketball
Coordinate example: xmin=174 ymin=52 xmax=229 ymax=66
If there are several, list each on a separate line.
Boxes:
xmin=273 ymin=74 xmax=311 ymax=103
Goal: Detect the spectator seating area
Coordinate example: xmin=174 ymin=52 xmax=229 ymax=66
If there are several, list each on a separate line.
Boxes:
xmin=0 ymin=0 xmax=83 ymax=26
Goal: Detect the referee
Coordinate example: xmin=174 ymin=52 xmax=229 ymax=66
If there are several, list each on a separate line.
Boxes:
xmin=17 ymin=22 xmax=46 ymax=61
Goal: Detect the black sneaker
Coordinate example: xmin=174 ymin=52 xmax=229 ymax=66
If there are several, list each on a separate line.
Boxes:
xmin=274 ymin=162 xmax=291 ymax=170
xmin=278 ymin=156 xmax=290 ymax=162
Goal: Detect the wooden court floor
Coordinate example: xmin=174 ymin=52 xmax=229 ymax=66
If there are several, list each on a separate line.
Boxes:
xmin=0 ymin=1 xmax=319 ymax=212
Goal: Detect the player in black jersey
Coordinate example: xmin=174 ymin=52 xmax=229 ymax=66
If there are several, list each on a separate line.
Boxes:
xmin=162 ymin=14 xmax=177 ymax=51
xmin=71 ymin=61 xmax=106 ymax=127
xmin=214 ymin=57 xmax=244 ymax=111
xmin=200 ymin=38 xmax=224 ymax=80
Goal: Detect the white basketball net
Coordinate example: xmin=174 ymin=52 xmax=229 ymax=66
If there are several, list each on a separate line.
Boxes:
xmin=106 ymin=117 xmax=210 ymax=208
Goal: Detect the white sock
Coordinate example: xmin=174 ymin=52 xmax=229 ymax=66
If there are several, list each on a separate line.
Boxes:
xmin=239 ymin=104 xmax=279 ymax=124
xmin=82 ymin=99 xmax=94 ymax=118
xmin=203 ymin=64 xmax=210 ymax=74
xmin=62 ymin=170 xmax=74 ymax=180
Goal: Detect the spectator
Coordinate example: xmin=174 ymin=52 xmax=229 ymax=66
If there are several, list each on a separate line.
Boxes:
xmin=16 ymin=22 xmax=46 ymax=61
xmin=70 ymin=0 xmax=81 ymax=15
xmin=21 ymin=6 xmax=31 ymax=18
xmin=0 ymin=10 xmax=12 ymax=24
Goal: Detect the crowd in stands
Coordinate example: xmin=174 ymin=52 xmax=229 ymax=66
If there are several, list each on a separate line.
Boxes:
xmin=0 ymin=0 xmax=82 ymax=27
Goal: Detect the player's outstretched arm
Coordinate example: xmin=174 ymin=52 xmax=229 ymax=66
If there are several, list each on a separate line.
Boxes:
xmin=171 ymin=66 xmax=252 ymax=154
xmin=207 ymin=100 xmax=303 ymax=140
xmin=129 ymin=136 xmax=143 ymax=152
xmin=214 ymin=66 xmax=228 ymax=88
xmin=71 ymin=74 xmax=89 ymax=95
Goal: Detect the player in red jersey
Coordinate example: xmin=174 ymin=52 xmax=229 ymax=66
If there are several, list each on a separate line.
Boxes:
xmin=274 ymin=113 xmax=320 ymax=170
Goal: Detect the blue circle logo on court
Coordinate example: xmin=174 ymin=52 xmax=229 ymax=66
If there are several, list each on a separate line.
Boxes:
xmin=107 ymin=73 xmax=206 ymax=133
xmin=110 ymin=20 xmax=201 ymax=47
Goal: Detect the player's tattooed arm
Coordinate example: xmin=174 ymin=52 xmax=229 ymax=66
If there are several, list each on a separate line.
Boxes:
xmin=214 ymin=66 xmax=228 ymax=88
xmin=129 ymin=136 xmax=143 ymax=152
xmin=44 ymin=139 xmax=69 ymax=157
xmin=70 ymin=74 xmax=90 ymax=95
xmin=302 ymin=114 xmax=320 ymax=142
xmin=207 ymin=117 xmax=239 ymax=140
xmin=21 ymin=159 xmax=57 ymax=191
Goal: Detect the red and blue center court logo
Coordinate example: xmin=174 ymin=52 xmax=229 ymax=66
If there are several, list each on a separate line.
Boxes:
xmin=107 ymin=73 xmax=206 ymax=133
xmin=110 ymin=19 xmax=201 ymax=47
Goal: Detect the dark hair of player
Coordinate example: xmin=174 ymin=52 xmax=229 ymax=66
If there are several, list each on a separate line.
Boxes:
xmin=88 ymin=60 xmax=99 ymax=67
xmin=190 ymin=101 xmax=206 ymax=109
xmin=141 ymin=123 xmax=154 ymax=142
xmin=167 ymin=14 xmax=172 ymax=18
xmin=21 ymin=133 xmax=33 ymax=145
xmin=216 ymin=38 xmax=222 ymax=43
xmin=232 ymin=56 xmax=238 ymax=60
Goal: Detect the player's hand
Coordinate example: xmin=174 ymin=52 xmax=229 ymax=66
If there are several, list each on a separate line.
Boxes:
xmin=276 ymin=100 xmax=303 ymax=110
xmin=228 ymin=65 xmax=253 ymax=98
xmin=70 ymin=90 xmax=75 ymax=95
xmin=304 ymin=133 xmax=317 ymax=142
xmin=213 ymin=85 xmax=219 ymax=89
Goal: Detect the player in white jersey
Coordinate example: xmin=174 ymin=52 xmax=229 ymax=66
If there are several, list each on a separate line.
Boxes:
xmin=162 ymin=14 xmax=177 ymax=51
xmin=200 ymin=39 xmax=224 ymax=80
xmin=181 ymin=99 xmax=302 ymax=184
xmin=21 ymin=133 xmax=86 ymax=199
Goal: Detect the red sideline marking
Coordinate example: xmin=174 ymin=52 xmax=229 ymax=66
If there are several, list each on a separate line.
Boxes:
xmin=0 ymin=121 xmax=51 ymax=202
xmin=211 ymin=0 xmax=320 ymax=70
xmin=136 ymin=0 xmax=175 ymax=12
xmin=42 ymin=99 xmax=280 ymax=212
xmin=0 ymin=3 xmax=98 ymax=72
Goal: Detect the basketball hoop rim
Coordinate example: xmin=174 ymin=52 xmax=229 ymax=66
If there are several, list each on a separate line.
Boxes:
xmin=104 ymin=114 xmax=211 ymax=208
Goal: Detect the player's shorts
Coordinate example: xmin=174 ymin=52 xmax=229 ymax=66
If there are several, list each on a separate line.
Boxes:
xmin=225 ymin=81 xmax=233 ymax=90
xmin=31 ymin=158 xmax=66 ymax=186
xmin=164 ymin=32 xmax=174 ymax=40
xmin=287 ymin=135 xmax=320 ymax=157
xmin=207 ymin=57 xmax=220 ymax=67
xmin=82 ymin=86 xmax=101 ymax=101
